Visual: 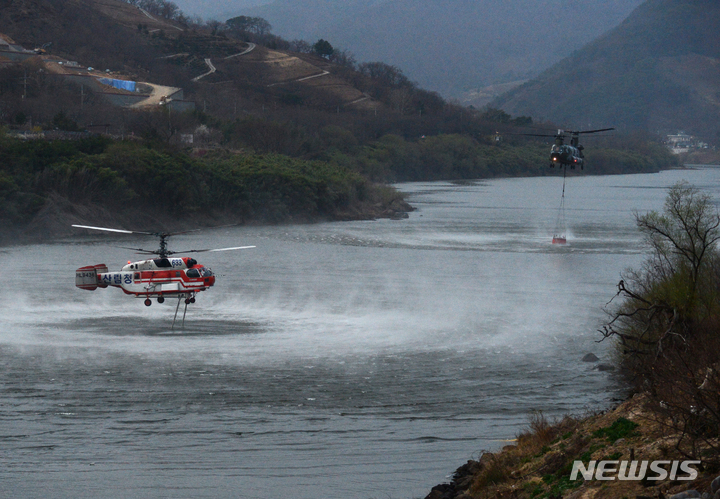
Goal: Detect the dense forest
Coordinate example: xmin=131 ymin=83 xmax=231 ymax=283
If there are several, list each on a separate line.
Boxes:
xmin=0 ymin=133 xmax=408 ymax=231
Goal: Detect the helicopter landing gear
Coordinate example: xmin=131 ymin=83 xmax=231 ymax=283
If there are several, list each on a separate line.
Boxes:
xmin=158 ymin=296 xmax=165 ymax=304
xmin=144 ymin=298 xmax=152 ymax=306
xmin=172 ymin=293 xmax=195 ymax=330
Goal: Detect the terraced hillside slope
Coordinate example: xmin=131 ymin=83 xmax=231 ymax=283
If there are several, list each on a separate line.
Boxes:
xmin=0 ymin=0 xmax=379 ymax=113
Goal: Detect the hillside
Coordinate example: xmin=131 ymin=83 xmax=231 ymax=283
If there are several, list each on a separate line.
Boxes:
xmin=236 ymin=0 xmax=643 ymax=102
xmin=0 ymin=0 xmax=414 ymax=238
xmin=0 ymin=0 xmax=502 ymax=159
xmin=0 ymin=0 xmax=381 ymax=112
xmin=0 ymin=0 xmax=171 ymax=75
xmin=494 ymin=0 xmax=720 ymax=141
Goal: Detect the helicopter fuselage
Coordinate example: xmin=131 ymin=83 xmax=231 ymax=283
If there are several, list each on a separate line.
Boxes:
xmin=71 ymin=224 xmax=254 ymax=315
xmin=75 ymin=256 xmax=216 ymax=303
xmin=550 ymin=144 xmax=584 ymax=169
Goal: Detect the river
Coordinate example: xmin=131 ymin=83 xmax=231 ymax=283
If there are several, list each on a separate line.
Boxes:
xmin=1 ymin=167 xmax=718 ymax=498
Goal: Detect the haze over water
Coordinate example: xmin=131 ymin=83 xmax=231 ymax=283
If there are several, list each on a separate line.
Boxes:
xmin=2 ymin=168 xmax=718 ymax=498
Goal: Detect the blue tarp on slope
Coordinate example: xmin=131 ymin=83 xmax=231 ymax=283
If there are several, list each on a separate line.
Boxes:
xmin=97 ymin=78 xmax=136 ymax=92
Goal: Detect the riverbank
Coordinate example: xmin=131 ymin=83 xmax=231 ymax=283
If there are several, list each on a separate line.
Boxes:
xmin=425 ymin=392 xmax=719 ymax=499
xmin=0 ymin=136 xmax=415 ymax=246
xmin=679 ymin=149 xmax=720 ymax=166
xmin=0 ymin=189 xmax=413 ymax=246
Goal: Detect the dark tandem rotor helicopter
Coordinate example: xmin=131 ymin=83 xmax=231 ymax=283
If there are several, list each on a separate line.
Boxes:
xmin=519 ymin=128 xmax=615 ymax=169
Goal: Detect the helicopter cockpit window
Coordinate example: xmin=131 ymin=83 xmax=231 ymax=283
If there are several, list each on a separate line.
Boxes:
xmin=186 ymin=268 xmax=201 ymax=278
xmin=153 ymin=258 xmax=172 ymax=268
xmin=199 ymin=267 xmax=214 ymax=278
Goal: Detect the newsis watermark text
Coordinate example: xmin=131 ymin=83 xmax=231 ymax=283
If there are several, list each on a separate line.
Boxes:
xmin=571 ymin=460 xmax=700 ymax=481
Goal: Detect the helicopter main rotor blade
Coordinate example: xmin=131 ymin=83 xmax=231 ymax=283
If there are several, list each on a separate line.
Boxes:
xmin=512 ymin=132 xmax=558 ymax=138
xmin=74 ymin=224 xmax=251 ymax=258
xmin=167 ymin=245 xmax=256 ymax=255
xmin=72 ymin=224 xmax=155 ymax=235
xmin=209 ymin=245 xmax=256 ymax=252
xmin=573 ymin=127 xmax=616 ymax=134
xmin=161 ymin=224 xmax=242 ymax=237
xmin=117 ymin=246 xmax=159 ymax=255
xmin=507 ymin=127 xmax=615 ymax=137
xmin=73 ymin=223 xmax=242 ymax=237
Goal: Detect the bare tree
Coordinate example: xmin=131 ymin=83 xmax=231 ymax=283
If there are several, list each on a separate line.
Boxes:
xmin=226 ymin=16 xmax=272 ymax=36
xmin=602 ymin=182 xmax=720 ymax=355
xmin=328 ymin=49 xmax=356 ymax=69
xmin=600 ymin=181 xmax=720 ymax=462
xmin=289 ymin=39 xmax=312 ymax=54
xmin=358 ymin=62 xmax=411 ymax=88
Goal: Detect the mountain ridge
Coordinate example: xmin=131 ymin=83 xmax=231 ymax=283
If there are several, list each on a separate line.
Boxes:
xmin=208 ymin=0 xmax=644 ymax=99
xmin=494 ymin=0 xmax=720 ymax=139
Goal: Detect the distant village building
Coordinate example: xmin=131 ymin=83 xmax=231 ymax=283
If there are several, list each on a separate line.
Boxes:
xmin=666 ymin=131 xmax=709 ymax=154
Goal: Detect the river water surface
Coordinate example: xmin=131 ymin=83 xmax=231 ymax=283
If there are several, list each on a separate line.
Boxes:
xmin=2 ymin=168 xmax=720 ymax=498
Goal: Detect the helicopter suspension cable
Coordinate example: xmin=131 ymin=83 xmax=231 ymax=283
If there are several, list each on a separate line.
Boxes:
xmin=553 ymin=166 xmax=567 ymax=242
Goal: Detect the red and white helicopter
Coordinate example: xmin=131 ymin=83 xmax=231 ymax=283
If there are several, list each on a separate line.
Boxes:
xmin=73 ymin=224 xmax=254 ymax=325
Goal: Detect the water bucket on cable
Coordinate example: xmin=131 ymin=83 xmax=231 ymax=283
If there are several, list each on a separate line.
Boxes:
xmin=552 ymin=168 xmax=567 ymax=244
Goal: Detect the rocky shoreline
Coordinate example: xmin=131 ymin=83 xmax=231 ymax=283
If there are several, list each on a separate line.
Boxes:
xmin=423 ymin=350 xmax=719 ymax=499
xmin=424 ymin=391 xmax=720 ymax=499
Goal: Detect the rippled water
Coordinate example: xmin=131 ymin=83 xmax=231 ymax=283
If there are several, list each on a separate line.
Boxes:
xmin=2 ymin=168 xmax=719 ymax=498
